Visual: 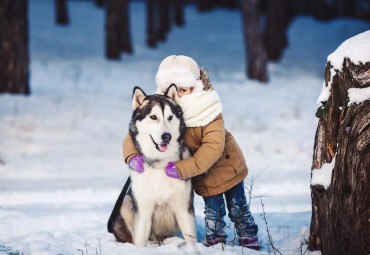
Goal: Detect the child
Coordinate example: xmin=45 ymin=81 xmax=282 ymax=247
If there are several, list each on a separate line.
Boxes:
xmin=123 ymin=55 xmax=259 ymax=249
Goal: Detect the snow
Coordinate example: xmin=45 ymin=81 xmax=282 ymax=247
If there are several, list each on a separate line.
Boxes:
xmin=316 ymin=67 xmax=336 ymax=105
xmin=0 ymin=0 xmax=369 ymax=254
xmin=327 ymin=30 xmax=370 ymax=70
xmin=348 ymin=86 xmax=370 ymax=105
xmin=311 ymin=155 xmax=336 ymax=190
xmin=317 ymin=30 xmax=370 ymax=107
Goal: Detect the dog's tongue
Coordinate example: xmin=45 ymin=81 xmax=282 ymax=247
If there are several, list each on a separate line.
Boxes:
xmin=159 ymin=144 xmax=168 ymax=152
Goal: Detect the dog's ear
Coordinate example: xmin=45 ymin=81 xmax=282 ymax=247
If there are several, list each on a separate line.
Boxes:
xmin=165 ymin=84 xmax=179 ymax=103
xmin=132 ymin=87 xmax=147 ymax=110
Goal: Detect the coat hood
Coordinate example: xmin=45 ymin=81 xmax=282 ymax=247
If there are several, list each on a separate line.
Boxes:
xmin=155 ymin=55 xmax=214 ymax=94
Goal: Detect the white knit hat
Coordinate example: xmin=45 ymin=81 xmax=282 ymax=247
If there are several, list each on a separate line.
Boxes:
xmin=155 ymin=55 xmax=205 ymax=94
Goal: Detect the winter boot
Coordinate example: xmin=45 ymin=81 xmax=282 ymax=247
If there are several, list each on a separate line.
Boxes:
xmin=239 ymin=236 xmax=260 ymax=250
xmin=205 ymin=237 xmax=227 ymax=247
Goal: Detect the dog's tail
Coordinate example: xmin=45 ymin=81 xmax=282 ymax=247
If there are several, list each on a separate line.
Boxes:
xmin=107 ymin=176 xmax=132 ymax=233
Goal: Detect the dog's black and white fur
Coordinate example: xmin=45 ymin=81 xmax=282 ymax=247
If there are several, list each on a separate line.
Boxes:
xmin=109 ymin=85 xmax=196 ymax=247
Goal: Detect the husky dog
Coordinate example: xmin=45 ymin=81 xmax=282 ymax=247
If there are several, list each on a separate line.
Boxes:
xmin=108 ymin=85 xmax=197 ymax=247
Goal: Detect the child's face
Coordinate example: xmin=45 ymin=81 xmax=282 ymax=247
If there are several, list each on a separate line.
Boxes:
xmin=178 ymin=87 xmax=193 ymax=97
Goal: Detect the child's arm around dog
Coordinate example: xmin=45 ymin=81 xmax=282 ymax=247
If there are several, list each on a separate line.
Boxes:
xmin=122 ymin=133 xmax=139 ymax=164
xmin=122 ymin=113 xmax=225 ymax=180
xmin=174 ymin=114 xmax=225 ymax=179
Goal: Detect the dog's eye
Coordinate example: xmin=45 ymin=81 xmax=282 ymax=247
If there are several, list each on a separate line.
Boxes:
xmin=150 ymin=115 xmax=157 ymax=120
xmin=168 ymin=116 xmax=173 ymax=121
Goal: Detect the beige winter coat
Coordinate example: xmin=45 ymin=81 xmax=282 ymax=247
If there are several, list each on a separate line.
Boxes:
xmin=122 ymin=113 xmax=248 ymax=197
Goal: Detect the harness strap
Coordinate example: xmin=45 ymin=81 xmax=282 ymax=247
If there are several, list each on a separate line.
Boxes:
xmin=107 ymin=176 xmax=132 ymax=233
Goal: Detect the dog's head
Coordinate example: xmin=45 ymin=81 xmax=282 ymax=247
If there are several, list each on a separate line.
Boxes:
xmin=129 ymin=85 xmax=185 ymax=162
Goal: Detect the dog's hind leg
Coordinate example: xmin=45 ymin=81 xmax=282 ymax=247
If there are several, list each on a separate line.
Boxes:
xmin=112 ymin=215 xmax=133 ymax=243
xmin=112 ymin=195 xmax=134 ymax=243
xmin=133 ymin=201 xmax=155 ymax=247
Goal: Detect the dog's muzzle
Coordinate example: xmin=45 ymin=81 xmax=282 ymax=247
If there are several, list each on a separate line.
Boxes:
xmin=161 ymin=133 xmax=171 ymax=144
xmin=150 ymin=133 xmax=171 ymax=152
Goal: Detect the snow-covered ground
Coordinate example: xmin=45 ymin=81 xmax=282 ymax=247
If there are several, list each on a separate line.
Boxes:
xmin=0 ymin=1 xmax=369 ymax=254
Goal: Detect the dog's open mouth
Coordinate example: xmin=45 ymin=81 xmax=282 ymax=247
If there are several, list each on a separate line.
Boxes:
xmin=150 ymin=135 xmax=168 ymax=152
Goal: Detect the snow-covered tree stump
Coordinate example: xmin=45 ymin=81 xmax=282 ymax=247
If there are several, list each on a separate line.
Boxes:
xmin=309 ymin=31 xmax=370 ymax=255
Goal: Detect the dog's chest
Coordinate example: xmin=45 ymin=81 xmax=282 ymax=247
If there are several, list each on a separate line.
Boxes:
xmin=131 ymin=164 xmax=189 ymax=203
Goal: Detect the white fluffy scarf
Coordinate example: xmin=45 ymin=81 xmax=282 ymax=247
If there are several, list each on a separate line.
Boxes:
xmin=177 ymin=90 xmax=222 ymax=127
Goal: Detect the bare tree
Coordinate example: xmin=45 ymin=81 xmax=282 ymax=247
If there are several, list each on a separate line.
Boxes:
xmin=265 ymin=0 xmax=293 ymax=60
xmin=174 ymin=0 xmax=184 ymax=26
xmin=146 ymin=0 xmax=158 ymax=47
xmin=55 ymin=0 xmax=69 ymax=25
xmin=309 ymin=59 xmax=370 ymax=254
xmin=240 ymin=0 xmax=268 ymax=82
xmin=337 ymin=0 xmax=353 ymax=16
xmin=105 ymin=0 xmax=132 ymax=59
xmin=106 ymin=0 xmax=120 ymax=59
xmin=158 ymin=0 xmax=171 ymax=41
xmin=119 ymin=0 xmax=132 ymax=53
xmin=94 ymin=0 xmax=105 ymax=7
xmin=0 ymin=0 xmax=30 ymax=94
xmin=197 ymin=0 xmax=214 ymax=12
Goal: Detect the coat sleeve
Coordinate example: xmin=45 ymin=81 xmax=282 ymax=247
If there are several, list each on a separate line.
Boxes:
xmin=122 ymin=132 xmax=140 ymax=164
xmin=175 ymin=116 xmax=225 ymax=180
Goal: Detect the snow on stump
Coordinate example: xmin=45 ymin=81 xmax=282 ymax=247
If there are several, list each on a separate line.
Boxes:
xmin=309 ymin=31 xmax=370 ymax=255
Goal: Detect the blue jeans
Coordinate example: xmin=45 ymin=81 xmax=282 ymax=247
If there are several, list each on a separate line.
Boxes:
xmin=203 ymin=181 xmax=258 ymax=240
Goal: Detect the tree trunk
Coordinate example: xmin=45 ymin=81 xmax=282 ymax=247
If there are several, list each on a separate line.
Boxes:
xmin=119 ymin=0 xmax=132 ymax=53
xmin=174 ymin=0 xmax=184 ymax=27
xmin=158 ymin=0 xmax=170 ymax=41
xmin=265 ymin=0 xmax=292 ymax=60
xmin=240 ymin=0 xmax=268 ymax=82
xmin=106 ymin=0 xmax=132 ymax=58
xmin=55 ymin=0 xmax=69 ymax=25
xmin=218 ymin=0 xmax=239 ymax=9
xmin=0 ymin=0 xmax=30 ymax=95
xmin=146 ymin=0 xmax=157 ymax=47
xmin=94 ymin=0 xmax=105 ymax=7
xmin=106 ymin=0 xmax=120 ymax=59
xmin=197 ymin=0 xmax=214 ymax=12
xmin=163 ymin=0 xmax=171 ymax=34
xmin=337 ymin=0 xmax=353 ymax=17
xmin=309 ymin=58 xmax=370 ymax=255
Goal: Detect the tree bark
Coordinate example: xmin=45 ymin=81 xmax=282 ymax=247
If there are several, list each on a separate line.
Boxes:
xmin=158 ymin=0 xmax=170 ymax=41
xmin=94 ymin=0 xmax=105 ymax=7
xmin=218 ymin=0 xmax=239 ymax=9
xmin=106 ymin=0 xmax=120 ymax=59
xmin=55 ymin=0 xmax=69 ymax=25
xmin=0 ymin=0 xmax=30 ymax=95
xmin=309 ymin=59 xmax=370 ymax=255
xmin=240 ymin=0 xmax=268 ymax=82
xmin=119 ymin=0 xmax=132 ymax=53
xmin=146 ymin=0 xmax=157 ymax=47
xmin=265 ymin=0 xmax=292 ymax=60
xmin=197 ymin=0 xmax=214 ymax=12
xmin=106 ymin=0 xmax=132 ymax=59
xmin=174 ymin=0 xmax=184 ymax=27
xmin=337 ymin=0 xmax=353 ymax=17
xmin=163 ymin=0 xmax=171 ymax=34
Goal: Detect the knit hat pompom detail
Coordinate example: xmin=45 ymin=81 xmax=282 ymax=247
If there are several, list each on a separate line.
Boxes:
xmin=156 ymin=55 xmax=205 ymax=94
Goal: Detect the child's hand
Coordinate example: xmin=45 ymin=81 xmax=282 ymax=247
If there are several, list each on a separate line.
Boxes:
xmin=165 ymin=162 xmax=179 ymax=178
xmin=129 ymin=155 xmax=145 ymax=173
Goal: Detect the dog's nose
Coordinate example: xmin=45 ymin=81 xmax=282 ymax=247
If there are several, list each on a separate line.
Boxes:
xmin=162 ymin=133 xmax=172 ymax=143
